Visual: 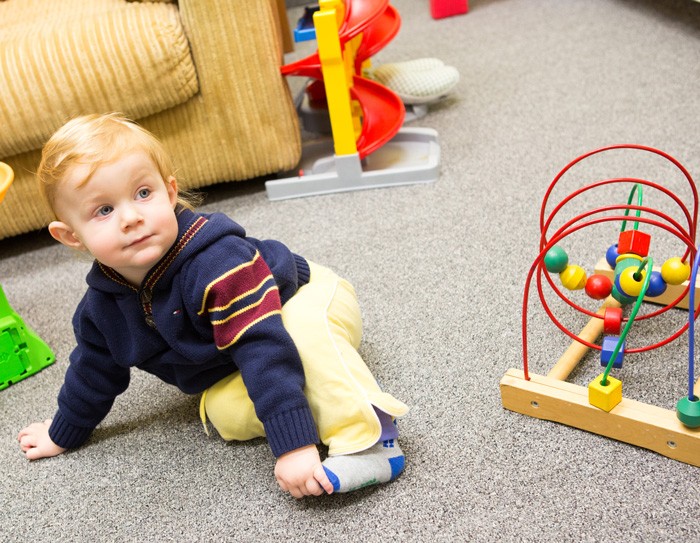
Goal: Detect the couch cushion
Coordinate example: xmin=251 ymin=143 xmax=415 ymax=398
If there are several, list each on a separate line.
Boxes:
xmin=0 ymin=0 xmax=198 ymax=158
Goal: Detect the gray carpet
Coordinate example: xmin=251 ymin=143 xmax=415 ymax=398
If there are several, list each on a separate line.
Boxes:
xmin=3 ymin=0 xmax=700 ymax=541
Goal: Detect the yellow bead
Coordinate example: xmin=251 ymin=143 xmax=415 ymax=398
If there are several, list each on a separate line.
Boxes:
xmin=559 ymin=265 xmax=587 ymax=290
xmin=588 ymin=373 xmax=622 ymax=412
xmin=618 ymin=267 xmax=646 ymax=297
xmin=661 ymin=257 xmax=690 ymax=286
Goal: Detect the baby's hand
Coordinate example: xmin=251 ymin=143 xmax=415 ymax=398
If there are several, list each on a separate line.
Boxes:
xmin=274 ymin=444 xmax=334 ymax=498
xmin=18 ymin=419 xmax=67 ymax=460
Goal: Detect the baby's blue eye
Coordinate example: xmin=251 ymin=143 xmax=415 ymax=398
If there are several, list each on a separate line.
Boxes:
xmin=97 ymin=205 xmax=113 ymax=216
xmin=137 ymin=188 xmax=151 ymax=199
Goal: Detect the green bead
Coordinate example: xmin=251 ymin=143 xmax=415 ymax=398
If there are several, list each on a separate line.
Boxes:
xmin=544 ymin=246 xmax=568 ymax=273
xmin=676 ymin=396 xmax=700 ymax=428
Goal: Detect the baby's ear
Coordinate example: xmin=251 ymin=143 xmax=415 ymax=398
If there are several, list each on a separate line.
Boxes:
xmin=167 ymin=176 xmax=178 ymax=207
xmin=48 ymin=221 xmax=85 ymax=250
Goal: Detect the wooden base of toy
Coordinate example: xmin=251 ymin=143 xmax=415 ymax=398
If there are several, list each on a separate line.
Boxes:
xmin=500 ymin=297 xmax=700 ymax=467
xmin=500 ymin=369 xmax=700 ymax=467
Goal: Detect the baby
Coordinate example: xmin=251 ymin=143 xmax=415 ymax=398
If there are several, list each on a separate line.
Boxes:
xmin=17 ymin=113 xmax=409 ymax=498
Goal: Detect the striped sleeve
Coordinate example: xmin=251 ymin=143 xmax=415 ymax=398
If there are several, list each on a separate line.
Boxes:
xmin=198 ymin=251 xmax=283 ymax=350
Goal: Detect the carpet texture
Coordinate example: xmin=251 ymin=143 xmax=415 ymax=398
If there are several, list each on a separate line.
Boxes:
xmin=2 ymin=1 xmax=700 ymax=541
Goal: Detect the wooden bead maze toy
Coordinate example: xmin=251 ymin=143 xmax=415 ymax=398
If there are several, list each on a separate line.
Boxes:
xmin=499 ymin=144 xmax=700 ymax=467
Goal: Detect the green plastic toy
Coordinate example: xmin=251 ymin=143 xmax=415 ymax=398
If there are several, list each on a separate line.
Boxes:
xmin=0 ymin=284 xmax=55 ymax=390
xmin=0 ymin=161 xmax=55 ymax=390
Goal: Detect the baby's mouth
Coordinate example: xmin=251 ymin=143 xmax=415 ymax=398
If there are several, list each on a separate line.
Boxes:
xmin=127 ymin=234 xmax=152 ymax=248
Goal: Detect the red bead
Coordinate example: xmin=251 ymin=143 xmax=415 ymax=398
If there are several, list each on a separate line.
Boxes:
xmin=585 ymin=274 xmax=613 ymax=300
xmin=603 ymin=307 xmax=623 ymax=335
xmin=618 ymin=230 xmax=651 ymax=257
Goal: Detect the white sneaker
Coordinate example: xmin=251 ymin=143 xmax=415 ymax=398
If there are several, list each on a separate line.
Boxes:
xmin=365 ymin=58 xmax=460 ymax=105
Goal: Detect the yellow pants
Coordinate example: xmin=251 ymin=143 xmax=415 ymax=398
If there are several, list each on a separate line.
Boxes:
xmin=200 ymin=262 xmax=409 ymax=456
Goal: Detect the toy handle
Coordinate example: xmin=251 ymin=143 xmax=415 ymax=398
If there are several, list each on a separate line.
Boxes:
xmin=0 ymin=162 xmax=14 ymax=205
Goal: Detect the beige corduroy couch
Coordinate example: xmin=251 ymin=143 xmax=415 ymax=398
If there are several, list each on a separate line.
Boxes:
xmin=0 ymin=0 xmax=301 ymax=240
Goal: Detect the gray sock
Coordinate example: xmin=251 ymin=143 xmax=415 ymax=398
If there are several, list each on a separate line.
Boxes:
xmin=322 ymin=439 xmax=405 ymax=493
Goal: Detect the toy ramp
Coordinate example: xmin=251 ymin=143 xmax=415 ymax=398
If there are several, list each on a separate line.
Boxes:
xmin=281 ymin=0 xmax=396 ymax=77
xmin=351 ymin=75 xmax=404 ymax=158
xmin=281 ymin=67 xmax=404 ymax=160
xmin=280 ymin=54 xmax=321 ymax=79
xmin=340 ymin=0 xmax=389 ymax=41
xmin=353 ymin=4 xmax=400 ymax=71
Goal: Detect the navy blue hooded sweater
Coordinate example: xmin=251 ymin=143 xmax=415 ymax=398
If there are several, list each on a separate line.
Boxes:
xmin=48 ymin=208 xmax=318 ymax=457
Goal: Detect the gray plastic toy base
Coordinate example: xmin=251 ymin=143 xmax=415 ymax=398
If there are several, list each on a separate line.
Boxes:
xmin=265 ymin=127 xmax=440 ymax=200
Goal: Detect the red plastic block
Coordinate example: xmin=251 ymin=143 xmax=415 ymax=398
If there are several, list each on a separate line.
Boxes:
xmin=431 ymin=0 xmax=469 ymax=19
xmin=618 ymin=230 xmax=651 ymax=257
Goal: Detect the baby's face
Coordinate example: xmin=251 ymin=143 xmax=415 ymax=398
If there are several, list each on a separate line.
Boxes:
xmin=52 ymin=151 xmax=179 ymax=286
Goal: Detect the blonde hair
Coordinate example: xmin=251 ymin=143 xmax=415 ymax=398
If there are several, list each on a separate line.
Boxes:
xmin=37 ymin=112 xmax=200 ymax=217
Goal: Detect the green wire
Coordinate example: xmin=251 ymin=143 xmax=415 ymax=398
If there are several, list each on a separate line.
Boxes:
xmin=601 ymin=257 xmax=653 ymax=385
xmin=620 ymin=183 xmax=643 ymax=233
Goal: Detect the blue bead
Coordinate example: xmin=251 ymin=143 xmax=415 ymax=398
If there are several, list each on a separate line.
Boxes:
xmin=645 ymin=270 xmax=667 ymax=298
xmin=606 ymin=243 xmax=619 ymax=268
xmin=601 ymin=335 xmax=624 ymax=368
